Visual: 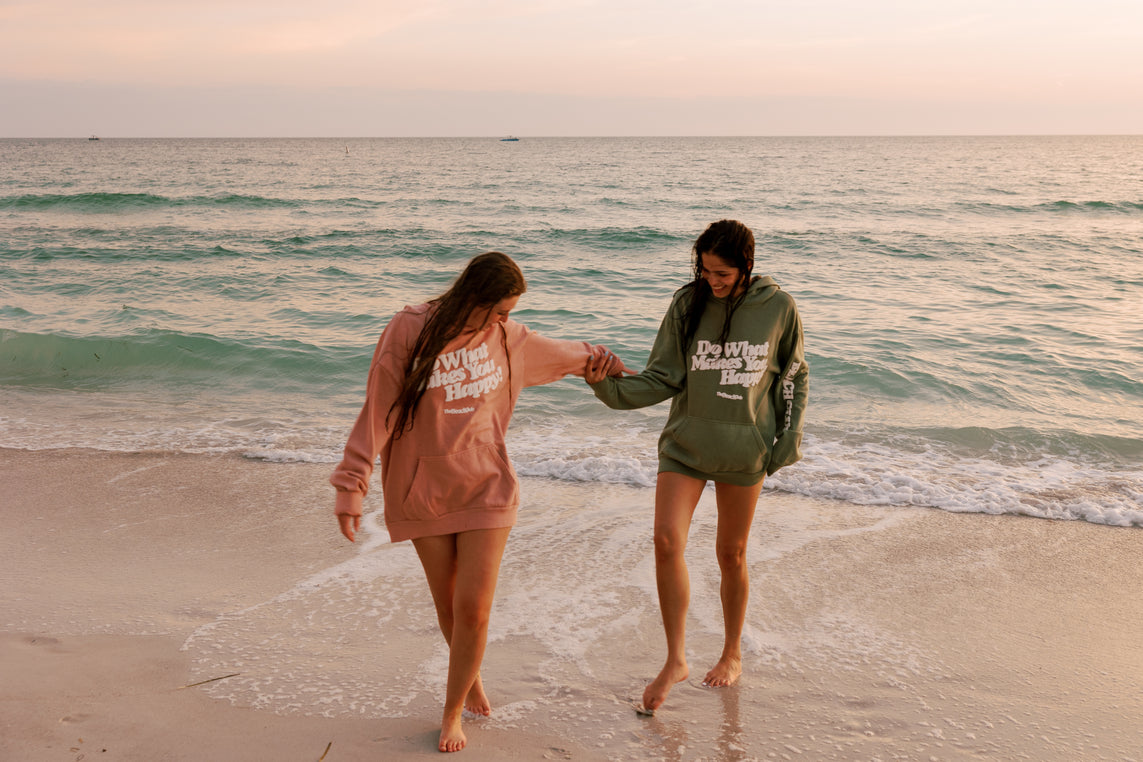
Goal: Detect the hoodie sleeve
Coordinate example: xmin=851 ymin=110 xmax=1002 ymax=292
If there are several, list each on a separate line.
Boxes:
xmin=767 ymin=299 xmax=808 ymax=475
xmin=329 ymin=315 xmax=410 ymax=517
xmin=520 ymin=327 xmax=594 ymax=387
xmin=589 ymin=297 xmax=686 ymax=410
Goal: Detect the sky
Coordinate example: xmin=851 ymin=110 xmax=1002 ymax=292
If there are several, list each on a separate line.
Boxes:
xmin=2 ymin=0 xmax=1141 ymax=137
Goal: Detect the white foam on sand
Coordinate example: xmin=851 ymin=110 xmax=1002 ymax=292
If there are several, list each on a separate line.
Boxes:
xmin=6 ymin=396 xmax=1138 ymax=527
xmin=182 ymin=510 xmax=438 ymax=718
xmin=772 ymin=438 xmax=1143 ymax=526
xmin=179 ymin=478 xmax=918 ymax=746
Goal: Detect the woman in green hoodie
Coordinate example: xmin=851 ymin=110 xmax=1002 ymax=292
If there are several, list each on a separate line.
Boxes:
xmin=586 ymin=219 xmax=808 ymax=713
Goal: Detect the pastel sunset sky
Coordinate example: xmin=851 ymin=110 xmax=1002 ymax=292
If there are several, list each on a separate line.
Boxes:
xmin=2 ymin=0 xmax=1140 ymax=136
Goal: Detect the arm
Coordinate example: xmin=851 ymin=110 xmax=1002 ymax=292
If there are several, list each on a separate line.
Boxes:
xmin=519 ymin=329 xmax=605 ymax=387
xmin=518 ymin=327 xmax=633 ymax=390
xmin=588 ymin=300 xmax=687 ymax=410
xmin=767 ymin=302 xmax=808 ymax=475
xmin=329 ymin=317 xmax=408 ymax=538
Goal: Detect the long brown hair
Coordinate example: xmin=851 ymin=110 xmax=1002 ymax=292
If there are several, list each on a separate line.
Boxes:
xmin=389 ymin=251 xmax=527 ymax=437
xmin=679 ymin=219 xmax=755 ymax=350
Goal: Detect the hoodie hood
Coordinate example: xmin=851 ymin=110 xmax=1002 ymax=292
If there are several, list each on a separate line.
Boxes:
xmin=742 ymin=274 xmax=779 ymax=303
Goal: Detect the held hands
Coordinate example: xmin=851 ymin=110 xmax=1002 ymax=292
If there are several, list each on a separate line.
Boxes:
xmin=585 ymin=345 xmax=633 ymax=384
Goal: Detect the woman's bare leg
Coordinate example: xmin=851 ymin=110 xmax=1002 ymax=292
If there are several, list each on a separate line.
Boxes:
xmin=411 ymin=533 xmax=491 ymax=717
xmin=413 ymin=527 xmax=511 ymax=753
xmin=642 ymin=471 xmax=706 ymax=712
xmin=703 ymin=479 xmax=764 ymax=687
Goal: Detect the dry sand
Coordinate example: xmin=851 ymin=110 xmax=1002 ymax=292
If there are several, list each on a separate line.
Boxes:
xmin=2 ymin=447 xmax=1141 ymax=761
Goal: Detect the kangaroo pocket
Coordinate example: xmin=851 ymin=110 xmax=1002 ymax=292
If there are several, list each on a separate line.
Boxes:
xmin=662 ymin=416 xmax=769 ymax=476
xmin=403 ymin=443 xmax=517 ymax=521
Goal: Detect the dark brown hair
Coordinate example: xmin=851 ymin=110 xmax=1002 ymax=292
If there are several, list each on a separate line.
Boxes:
xmin=389 ymin=251 xmax=527 ymax=437
xmin=680 ymin=219 xmax=755 ymax=350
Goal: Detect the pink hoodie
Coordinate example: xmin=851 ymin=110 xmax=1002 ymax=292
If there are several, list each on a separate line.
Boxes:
xmin=330 ymin=303 xmax=593 ymax=542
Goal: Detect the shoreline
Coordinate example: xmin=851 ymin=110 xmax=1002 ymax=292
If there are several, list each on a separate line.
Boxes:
xmin=2 ymin=447 xmax=1142 ymax=759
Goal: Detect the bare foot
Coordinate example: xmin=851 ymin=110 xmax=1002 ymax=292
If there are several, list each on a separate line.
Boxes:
xmin=642 ymin=659 xmax=689 ymax=712
xmin=438 ymin=711 xmax=466 ymax=753
xmin=702 ymin=655 xmax=742 ymax=688
xmin=465 ymin=673 xmax=491 ymax=716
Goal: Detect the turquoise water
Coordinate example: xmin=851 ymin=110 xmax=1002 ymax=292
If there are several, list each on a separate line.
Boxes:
xmin=2 ymin=136 xmax=1141 ymax=525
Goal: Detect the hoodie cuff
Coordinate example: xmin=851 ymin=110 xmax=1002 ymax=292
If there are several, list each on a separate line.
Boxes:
xmin=766 ymin=432 xmax=803 ymax=475
xmin=334 ymin=490 xmax=365 ymax=517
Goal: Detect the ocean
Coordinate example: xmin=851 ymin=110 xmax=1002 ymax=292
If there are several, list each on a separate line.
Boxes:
xmin=3 ymin=136 xmax=1140 ymax=526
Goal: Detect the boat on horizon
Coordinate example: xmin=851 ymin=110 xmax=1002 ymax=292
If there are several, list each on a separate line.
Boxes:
xmin=499 ymin=136 xmax=520 ymax=142
xmin=88 ymin=135 xmax=100 ymax=141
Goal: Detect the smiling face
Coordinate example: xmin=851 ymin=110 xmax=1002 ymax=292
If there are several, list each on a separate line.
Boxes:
xmin=699 ymin=252 xmax=747 ymax=299
xmin=463 ymin=294 xmax=520 ymax=332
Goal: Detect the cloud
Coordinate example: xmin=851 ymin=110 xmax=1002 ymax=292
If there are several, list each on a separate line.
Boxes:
xmin=0 ymin=0 xmax=432 ymax=81
xmin=1 ymin=0 xmax=1141 ymax=133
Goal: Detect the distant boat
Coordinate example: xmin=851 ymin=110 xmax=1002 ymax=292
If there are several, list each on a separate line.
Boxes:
xmin=88 ymin=135 xmax=100 ymax=141
xmin=499 ymin=136 xmax=520 ymax=142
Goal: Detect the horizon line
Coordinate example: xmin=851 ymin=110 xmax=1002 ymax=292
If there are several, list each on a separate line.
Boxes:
xmin=5 ymin=133 xmax=1143 ymax=140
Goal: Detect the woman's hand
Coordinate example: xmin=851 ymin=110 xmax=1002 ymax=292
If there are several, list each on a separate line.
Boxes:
xmin=585 ymin=345 xmax=631 ymax=383
xmin=338 ymin=513 xmax=361 ymax=543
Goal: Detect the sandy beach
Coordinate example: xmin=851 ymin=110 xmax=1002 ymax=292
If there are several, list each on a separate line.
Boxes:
xmin=2 ymin=447 xmax=1141 ymax=761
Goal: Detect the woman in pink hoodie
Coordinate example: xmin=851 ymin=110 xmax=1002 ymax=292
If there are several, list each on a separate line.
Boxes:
xmin=331 ymin=251 xmax=624 ymax=753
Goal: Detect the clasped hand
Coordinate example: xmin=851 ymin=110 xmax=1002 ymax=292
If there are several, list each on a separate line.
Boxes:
xmin=585 ymin=345 xmax=633 ymax=383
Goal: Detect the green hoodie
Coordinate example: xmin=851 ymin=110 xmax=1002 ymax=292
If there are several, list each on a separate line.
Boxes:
xmin=590 ymin=276 xmax=808 ymax=485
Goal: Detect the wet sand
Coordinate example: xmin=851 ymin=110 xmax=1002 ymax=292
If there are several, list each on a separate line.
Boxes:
xmin=2 ymin=448 xmax=1141 ymax=760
